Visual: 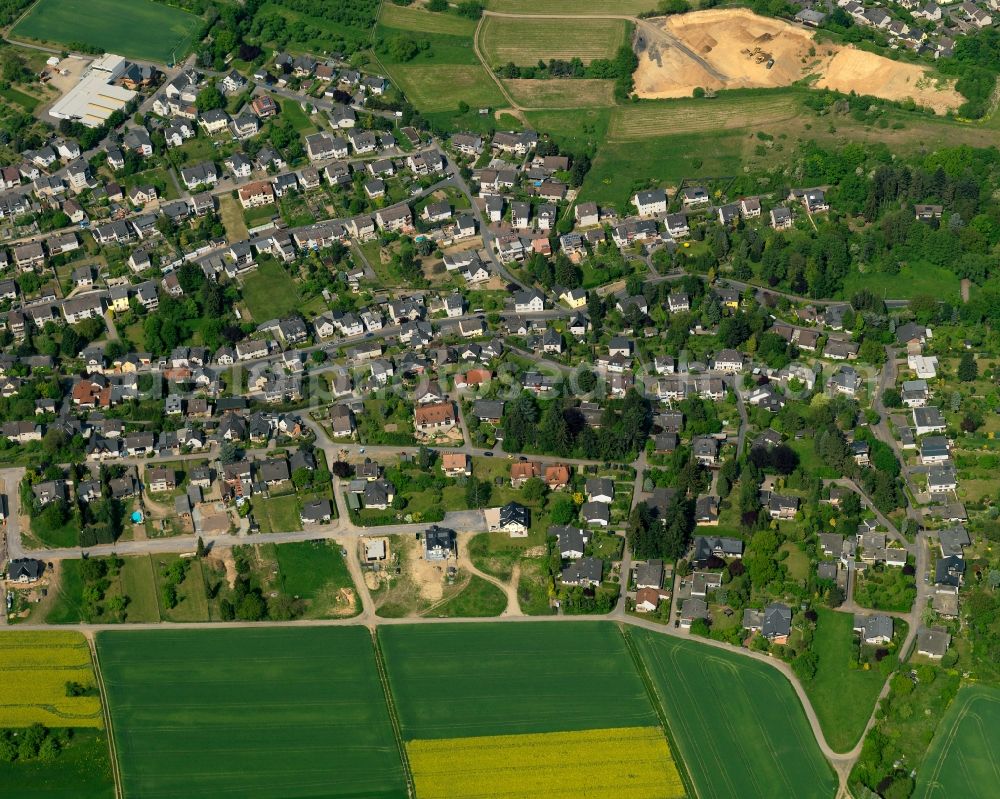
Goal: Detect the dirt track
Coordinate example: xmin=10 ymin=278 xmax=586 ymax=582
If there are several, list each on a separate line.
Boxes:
xmin=633 ymin=8 xmax=963 ymax=113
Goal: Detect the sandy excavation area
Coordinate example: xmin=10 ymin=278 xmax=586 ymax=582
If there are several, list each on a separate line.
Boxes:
xmin=633 ymin=8 xmax=963 ymax=113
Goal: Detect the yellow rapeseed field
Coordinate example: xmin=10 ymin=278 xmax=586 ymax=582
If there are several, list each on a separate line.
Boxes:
xmin=407 ymin=726 xmax=685 ymax=799
xmin=0 ymin=631 xmax=103 ymax=727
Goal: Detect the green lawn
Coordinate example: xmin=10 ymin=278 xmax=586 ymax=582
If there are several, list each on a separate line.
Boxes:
xmin=428 ymin=575 xmax=507 ymax=618
xmin=30 ymin=513 xmax=78 ymax=548
xmin=253 ymin=494 xmax=302 ymax=534
xmin=578 ymin=129 xmax=745 ymax=210
xmin=242 ymin=204 xmax=277 ymax=228
xmin=841 ymin=261 xmax=961 ymax=301
xmin=240 ymin=258 xmax=303 ymax=321
xmin=385 ymin=64 xmax=505 ymax=114
xmin=914 ymin=684 xmax=1000 ymax=799
xmin=118 ymin=556 xmax=160 ymax=623
xmin=379 ymin=622 xmax=658 ymax=739
xmin=631 ymin=628 xmax=837 ymax=799
xmin=151 ymin=555 xmax=209 ymax=622
xmin=0 ymin=729 xmax=114 ymax=799
xmin=804 ymin=608 xmax=894 ymax=752
xmin=13 ymin=0 xmax=201 ymax=63
xmin=280 ymin=99 xmax=316 ymax=133
xmin=97 ymin=628 xmax=407 ymax=799
xmin=274 ymin=540 xmax=360 ymax=618
xmin=0 ymin=86 xmax=40 ymax=112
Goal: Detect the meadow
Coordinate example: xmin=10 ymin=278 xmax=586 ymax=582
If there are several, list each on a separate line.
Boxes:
xmin=479 ymin=17 xmax=630 ymax=66
xmin=606 ymin=94 xmax=801 ymax=141
xmin=914 ymin=685 xmax=1000 ymax=799
xmin=379 ymin=3 xmax=477 ymax=36
xmin=485 ymin=0 xmax=656 ymax=13
xmin=97 ymin=627 xmax=407 ymax=799
xmin=803 ymin=609 xmax=898 ymax=752
xmin=379 ymin=622 xmax=659 ymax=738
xmin=240 ymin=257 xmax=304 ymax=321
xmin=274 ymin=539 xmax=360 ymax=618
xmin=0 ymin=631 xmax=103 ymax=728
xmin=408 ymin=726 xmax=684 ymax=799
xmin=0 ymin=729 xmax=114 ymax=799
xmin=505 ymin=79 xmax=617 ymax=109
xmin=383 ymin=64 xmax=506 ymax=114
xmin=12 ymin=0 xmax=201 ymax=63
xmin=630 ymin=628 xmax=836 ymax=799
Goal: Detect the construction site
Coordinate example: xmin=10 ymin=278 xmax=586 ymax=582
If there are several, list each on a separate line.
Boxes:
xmin=632 ymin=8 xmax=963 ymax=114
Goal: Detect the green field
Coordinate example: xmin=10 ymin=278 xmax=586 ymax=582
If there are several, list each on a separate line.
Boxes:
xmin=97 ymin=628 xmax=407 ymax=799
xmin=379 ymin=622 xmax=658 ymax=739
xmin=631 ymin=628 xmax=836 ymax=799
xmin=384 ymin=64 xmax=505 ymax=113
xmin=804 ymin=609 xmax=894 ymax=753
xmin=505 ymin=78 xmax=617 ymax=108
xmin=485 ymin=0 xmax=655 ymax=12
xmin=240 ymin=258 xmax=303 ymax=321
xmin=379 ymin=3 xmax=477 ymax=36
xmin=12 ymin=0 xmax=201 ymax=63
xmin=430 ymin=575 xmax=508 ymax=617
xmin=0 ymin=729 xmax=114 ymax=799
xmin=480 ymin=16 xmax=629 ymax=66
xmin=841 ymin=261 xmax=962 ymax=301
xmin=914 ymin=685 xmax=1000 ymax=798
xmin=274 ymin=539 xmax=360 ymax=618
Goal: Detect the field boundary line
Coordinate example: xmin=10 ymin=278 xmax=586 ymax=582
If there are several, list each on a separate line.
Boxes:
xmin=370 ymin=628 xmax=415 ymax=798
xmin=473 ymin=13 xmax=520 ymax=111
xmin=88 ymin=634 xmax=124 ymax=799
xmin=619 ymin=624 xmax=699 ymax=799
xmin=5 ymin=0 xmax=42 ymax=34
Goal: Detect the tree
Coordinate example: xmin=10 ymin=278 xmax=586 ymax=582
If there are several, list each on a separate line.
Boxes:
xmin=793 ymin=651 xmax=818 ymax=681
xmin=219 ymin=441 xmax=241 ymax=463
xmin=388 ymin=35 xmax=419 ymax=62
xmin=196 ymin=85 xmax=225 ymax=112
xmin=196 ymin=536 xmax=206 ymax=558
xmin=331 ymin=460 xmax=352 ymax=478
xmin=958 ymin=350 xmax=978 ymax=382
xmin=237 ymin=592 xmax=266 ymax=621
xmin=549 ymin=495 xmax=576 ymax=525
xmin=464 ymin=476 xmax=492 ymax=508
xmin=521 ymin=477 xmax=547 ymax=503
xmin=881 ymin=387 xmax=902 ymax=408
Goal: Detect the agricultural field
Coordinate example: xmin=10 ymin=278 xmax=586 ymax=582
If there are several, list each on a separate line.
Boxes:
xmin=379 ymin=3 xmax=477 ymax=36
xmin=606 ymin=93 xmax=801 ymax=141
xmin=12 ymin=0 xmax=201 ymax=63
xmin=97 ymin=628 xmax=407 ymax=799
xmin=630 ymin=628 xmax=836 ymax=799
xmin=479 ymin=17 xmax=630 ymax=66
xmin=0 ymin=729 xmax=114 ymax=799
xmin=504 ymin=79 xmax=617 ymax=109
xmin=485 ymin=0 xmax=656 ymax=13
xmin=379 ymin=622 xmax=658 ymax=738
xmin=383 ymin=622 xmax=683 ymax=799
xmin=408 ymin=726 xmax=683 ymax=799
xmin=386 ymin=64 xmax=506 ymax=114
xmin=0 ymin=631 xmax=103 ymax=728
xmin=914 ymin=685 xmax=1000 ymax=799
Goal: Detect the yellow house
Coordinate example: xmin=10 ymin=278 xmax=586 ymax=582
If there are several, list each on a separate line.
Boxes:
xmin=560 ymin=287 xmax=587 ymax=309
xmin=110 ymin=287 xmax=131 ymax=314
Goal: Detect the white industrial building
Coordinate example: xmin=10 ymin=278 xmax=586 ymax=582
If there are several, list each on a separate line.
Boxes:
xmin=49 ymin=54 xmax=136 ymax=128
